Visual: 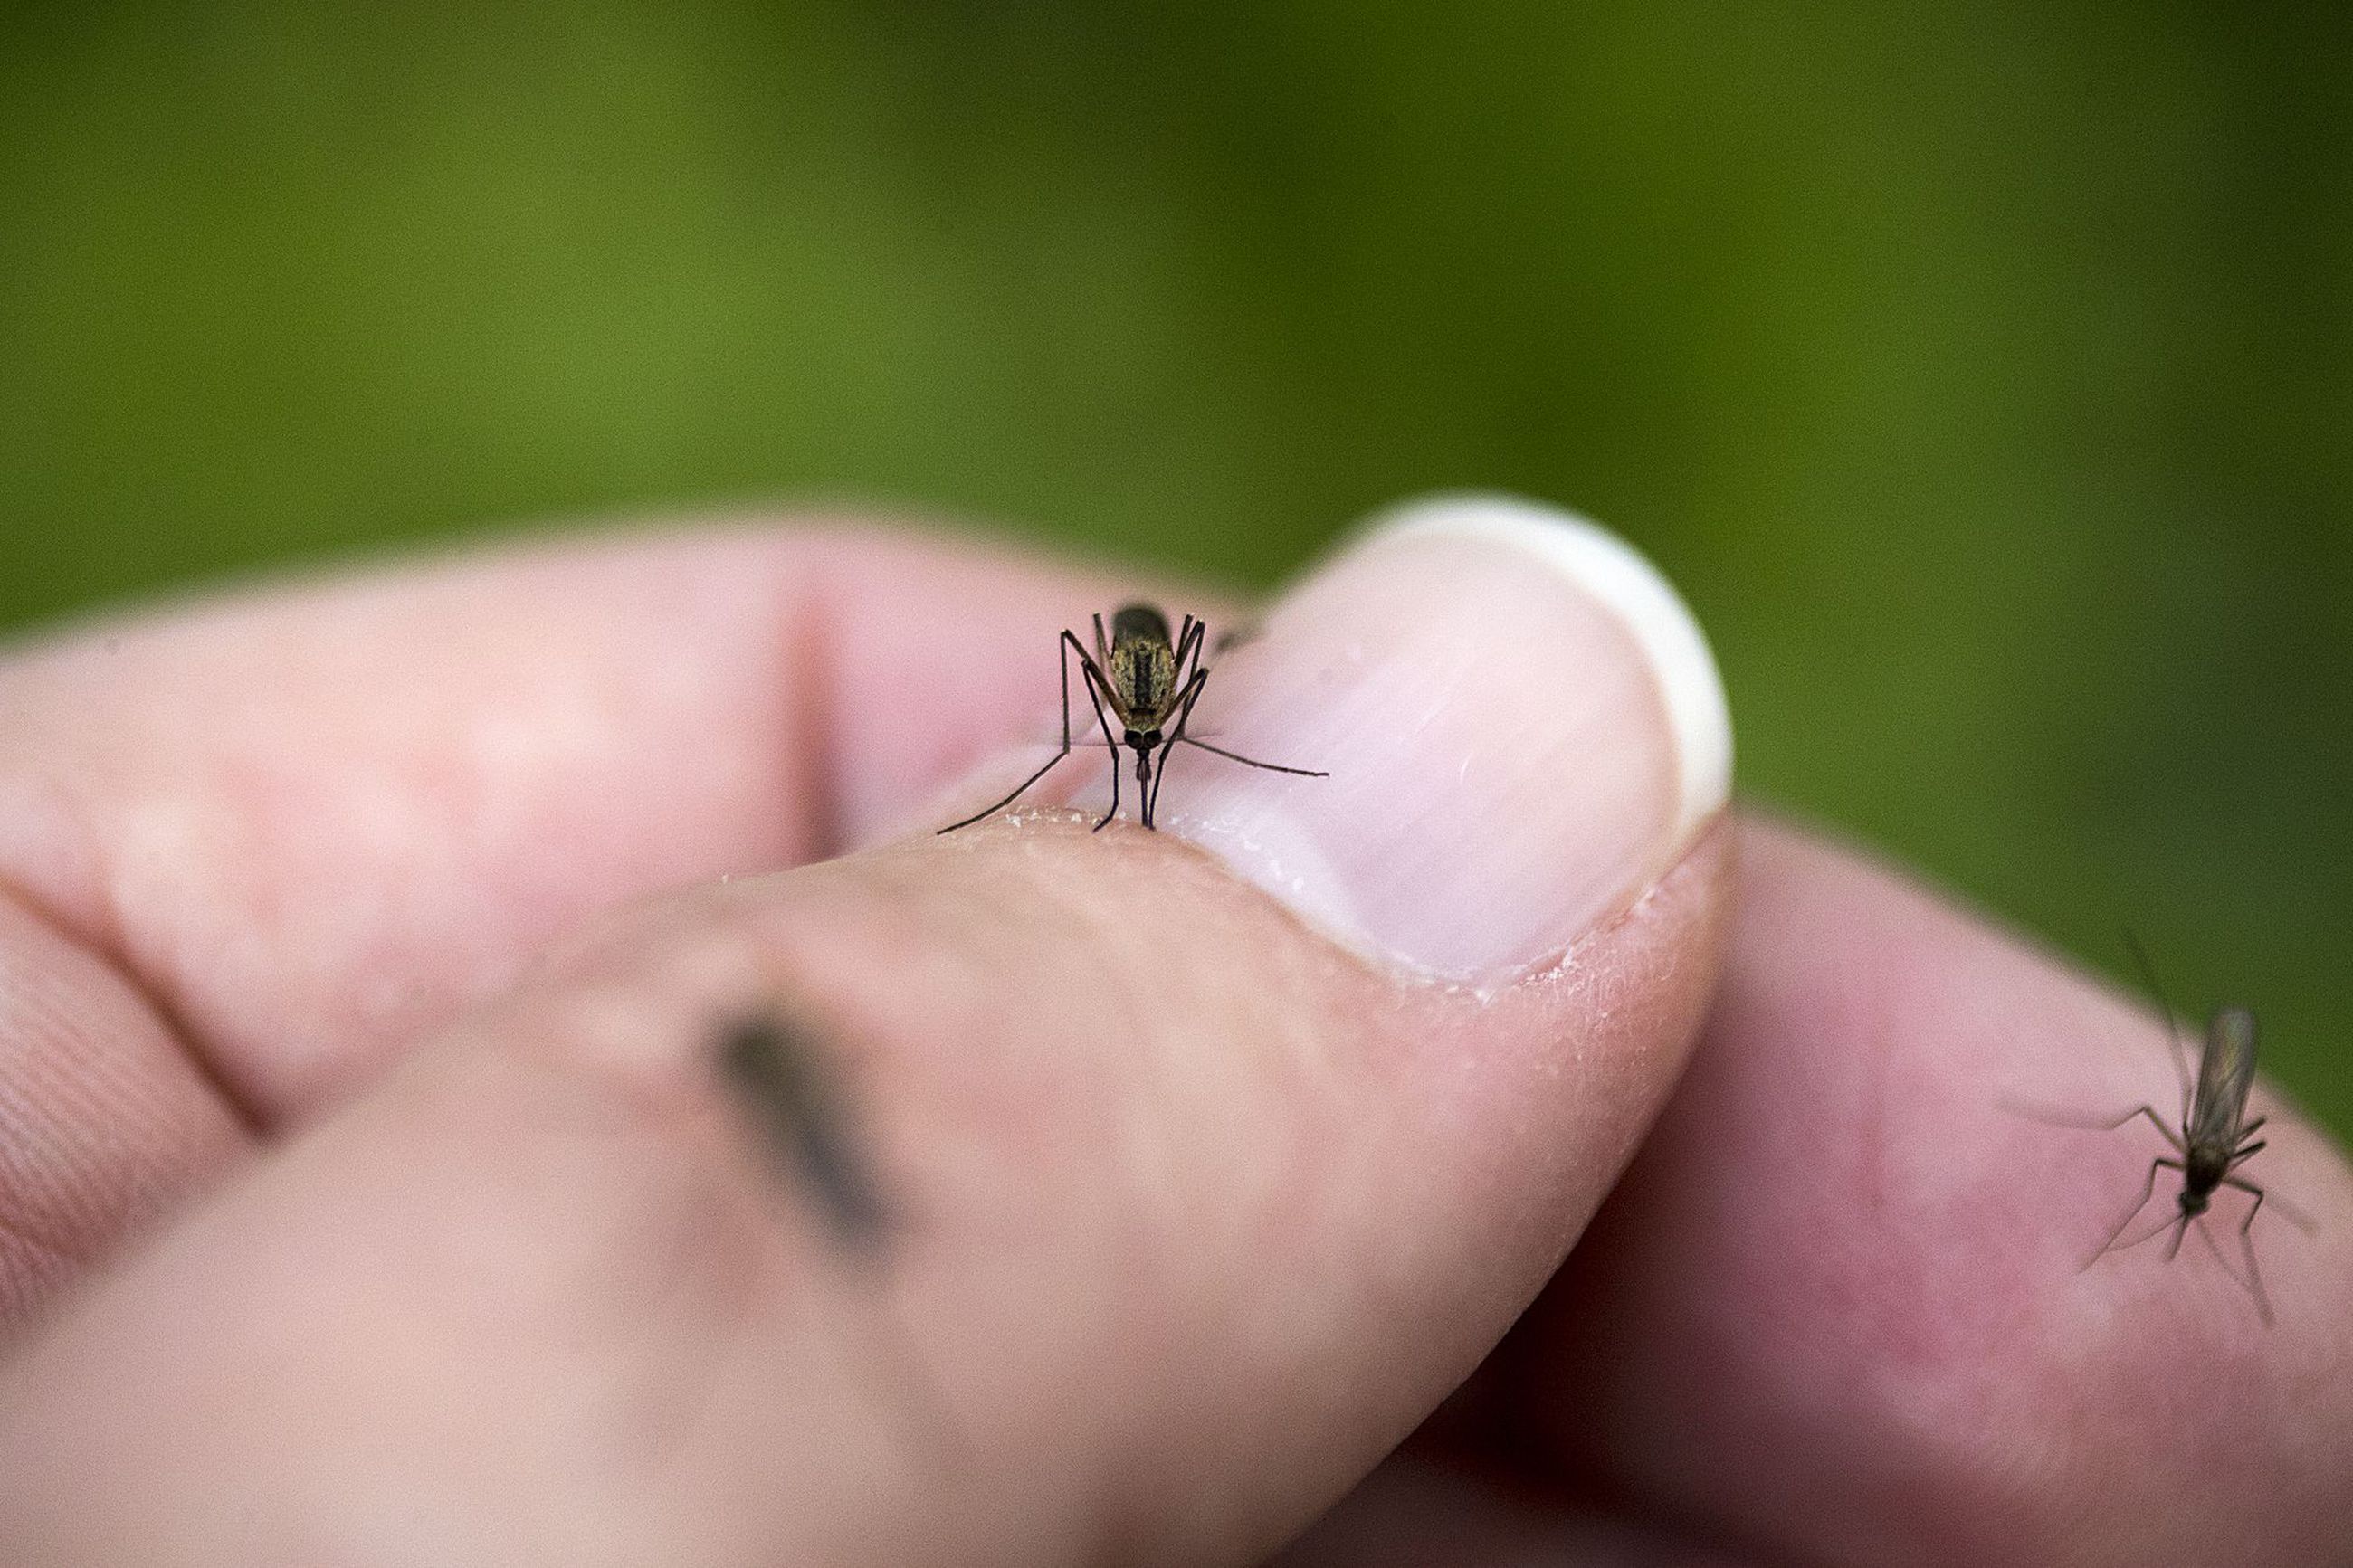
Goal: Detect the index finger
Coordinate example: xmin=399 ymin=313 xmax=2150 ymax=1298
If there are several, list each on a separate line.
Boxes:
xmin=0 ymin=520 xmax=1188 ymax=1122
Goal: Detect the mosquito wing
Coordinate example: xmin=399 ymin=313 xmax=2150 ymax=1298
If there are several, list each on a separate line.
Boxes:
xmin=2189 ymin=1005 xmax=2260 ymax=1150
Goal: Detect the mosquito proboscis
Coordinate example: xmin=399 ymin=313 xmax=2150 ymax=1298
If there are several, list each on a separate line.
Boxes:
xmin=938 ymin=602 xmax=1327 ymax=833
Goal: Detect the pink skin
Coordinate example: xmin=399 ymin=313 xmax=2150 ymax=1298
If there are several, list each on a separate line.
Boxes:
xmin=0 ymin=523 xmax=2345 ymax=1565
xmin=1525 ymin=822 xmax=2353 ymax=1565
xmin=0 ymin=523 xmax=1153 ymax=1321
xmin=1288 ymin=823 xmax=2353 ymax=1565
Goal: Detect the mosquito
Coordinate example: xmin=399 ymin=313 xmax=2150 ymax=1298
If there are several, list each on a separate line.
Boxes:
xmin=937 ymin=602 xmax=1328 ymax=834
xmin=2013 ymin=936 xmax=2315 ymax=1325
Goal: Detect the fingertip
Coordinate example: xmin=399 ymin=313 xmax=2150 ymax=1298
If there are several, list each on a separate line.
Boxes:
xmin=1364 ymin=492 xmax=1733 ymax=845
xmin=935 ymin=491 xmax=1736 ymax=985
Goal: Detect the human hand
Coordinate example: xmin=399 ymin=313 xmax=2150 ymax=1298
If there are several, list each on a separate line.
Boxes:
xmin=0 ymin=499 xmax=2343 ymax=1564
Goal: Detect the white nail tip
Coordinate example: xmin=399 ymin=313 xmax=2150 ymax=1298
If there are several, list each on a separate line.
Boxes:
xmin=1363 ymin=492 xmax=1734 ymax=843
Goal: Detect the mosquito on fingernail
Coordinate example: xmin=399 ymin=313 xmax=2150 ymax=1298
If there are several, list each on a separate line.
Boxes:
xmin=938 ymin=603 xmax=1327 ymax=834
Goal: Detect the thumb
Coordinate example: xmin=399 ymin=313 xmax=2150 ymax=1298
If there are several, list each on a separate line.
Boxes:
xmin=0 ymin=498 xmax=1734 ymax=1566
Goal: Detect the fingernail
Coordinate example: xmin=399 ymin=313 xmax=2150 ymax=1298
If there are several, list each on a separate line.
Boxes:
xmin=1161 ymin=492 xmax=1731 ymax=984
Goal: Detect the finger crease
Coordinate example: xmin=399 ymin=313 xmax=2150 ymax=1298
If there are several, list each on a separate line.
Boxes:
xmin=0 ymin=870 xmax=265 ymax=1138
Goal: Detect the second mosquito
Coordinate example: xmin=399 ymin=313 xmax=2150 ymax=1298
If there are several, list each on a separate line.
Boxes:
xmin=2012 ymin=936 xmax=2317 ymax=1326
xmin=938 ymin=602 xmax=1327 ymax=834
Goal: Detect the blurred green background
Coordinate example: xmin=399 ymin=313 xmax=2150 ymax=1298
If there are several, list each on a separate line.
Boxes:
xmin=2 ymin=2 xmax=2347 ymax=1129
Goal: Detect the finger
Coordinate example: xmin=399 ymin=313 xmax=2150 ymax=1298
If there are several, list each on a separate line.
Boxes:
xmin=932 ymin=495 xmax=1733 ymax=983
xmin=1272 ymin=1452 xmax=1759 ymax=1568
xmin=1520 ymin=819 xmax=2353 ymax=1567
xmin=0 ymin=521 xmax=1186 ymax=1122
xmin=0 ymin=498 xmax=1734 ymax=1566
xmin=0 ymin=888 xmax=251 ymax=1339
xmin=0 ymin=520 xmax=1167 ymax=1326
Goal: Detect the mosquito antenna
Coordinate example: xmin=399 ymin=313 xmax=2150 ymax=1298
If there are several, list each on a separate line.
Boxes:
xmin=2121 ymin=929 xmax=2196 ymax=1125
xmin=1175 ymin=736 xmax=1330 ymax=777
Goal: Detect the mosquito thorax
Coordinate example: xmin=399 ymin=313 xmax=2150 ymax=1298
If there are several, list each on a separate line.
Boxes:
xmin=1107 ymin=604 xmax=1177 ymax=720
xmin=2183 ymin=1145 xmax=2229 ymax=1196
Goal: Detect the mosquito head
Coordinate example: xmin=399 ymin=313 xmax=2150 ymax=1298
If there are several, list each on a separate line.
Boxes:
xmin=2178 ymin=1183 xmax=2212 ymax=1218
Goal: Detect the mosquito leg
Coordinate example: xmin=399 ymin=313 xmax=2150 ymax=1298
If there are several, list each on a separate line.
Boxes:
xmin=2106 ymin=1207 xmax=2192 ymax=1259
xmin=2084 ymin=1155 xmax=2177 ymax=1269
xmin=1169 ymin=665 xmax=1329 ymax=778
xmin=1155 ymin=622 xmax=1329 ymax=782
xmin=938 ymin=629 xmax=1091 ymax=834
xmin=2225 ymin=1180 xmax=2282 ymax=1326
xmin=2195 ymin=1214 xmax=2274 ymax=1326
xmin=1168 ymin=665 xmax=1209 ymax=740
xmin=1998 ymin=1100 xmax=2186 ymax=1153
xmin=1146 ymin=620 xmax=1211 ymax=825
xmin=1175 ymin=736 xmax=1332 ymax=776
xmin=2226 ymin=1174 xmax=2317 ymax=1235
xmin=1147 ymin=667 xmax=1211 ymax=828
xmin=2105 ymin=1105 xmax=2179 ymax=1143
xmin=2243 ymin=1239 xmax=2276 ymax=1327
xmin=2112 ymin=1105 xmax=2183 ymax=1146
xmin=2163 ymin=1210 xmax=2191 ymax=1261
xmin=1173 ymin=614 xmax=1205 ymax=687
xmin=1080 ymin=660 xmax=1121 ymax=832
xmin=2227 ymin=1177 xmax=2269 ymax=1232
